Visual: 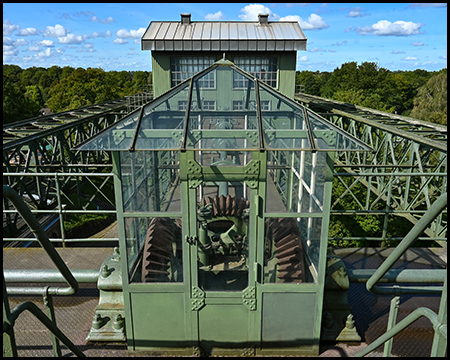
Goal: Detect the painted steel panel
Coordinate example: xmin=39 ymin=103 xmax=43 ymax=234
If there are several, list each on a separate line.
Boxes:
xmin=157 ymin=22 xmax=171 ymax=40
xmin=144 ymin=22 xmax=162 ymax=40
xmin=164 ymin=23 xmax=179 ymax=39
xmin=202 ymin=22 xmax=213 ymax=40
xmin=262 ymin=292 xmax=317 ymax=342
xmin=211 ymin=23 xmax=221 ymax=40
xmin=238 ymin=23 xmax=248 ymax=40
xmin=173 ymin=23 xmax=186 ymax=39
xmin=229 ymin=22 xmax=238 ymax=39
xmin=192 ymin=23 xmax=204 ymax=40
xmin=142 ymin=21 xmax=307 ymax=51
xmin=130 ymin=292 xmax=186 ymax=349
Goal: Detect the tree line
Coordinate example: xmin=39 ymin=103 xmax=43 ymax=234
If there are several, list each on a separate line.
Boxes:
xmin=296 ymin=62 xmax=447 ymax=125
xmin=3 ymin=62 xmax=447 ymax=126
xmin=3 ymin=64 xmax=152 ymax=125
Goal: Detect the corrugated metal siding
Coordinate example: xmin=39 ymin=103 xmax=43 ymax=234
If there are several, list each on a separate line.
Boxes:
xmin=142 ymin=21 xmax=307 ymax=51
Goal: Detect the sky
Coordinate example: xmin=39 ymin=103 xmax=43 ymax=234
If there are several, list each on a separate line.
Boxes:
xmin=3 ymin=3 xmax=447 ymax=73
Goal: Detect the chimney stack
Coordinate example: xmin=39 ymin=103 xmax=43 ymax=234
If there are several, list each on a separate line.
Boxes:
xmin=181 ymin=13 xmax=191 ymax=24
xmin=258 ymin=14 xmax=269 ymax=25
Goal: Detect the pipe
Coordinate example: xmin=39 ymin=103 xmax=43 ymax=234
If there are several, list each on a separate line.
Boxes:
xmin=4 ymin=269 xmax=99 ymax=284
xmin=366 ymin=192 xmax=447 ymax=295
xmin=3 ymin=185 xmax=79 ymax=296
xmin=348 ymin=269 xmax=446 ymax=283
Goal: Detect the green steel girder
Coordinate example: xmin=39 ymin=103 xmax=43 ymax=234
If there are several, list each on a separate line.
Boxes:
xmin=3 ymin=96 xmax=149 ymax=240
xmin=4 ymin=91 xmax=446 ymax=245
xmin=295 ymin=93 xmax=447 ymax=244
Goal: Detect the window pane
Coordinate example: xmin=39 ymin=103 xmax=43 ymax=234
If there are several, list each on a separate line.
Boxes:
xmin=263 ymin=217 xmax=321 ymax=284
xmin=127 ymin=217 xmax=184 ymax=283
xmin=171 ymin=56 xmax=215 ymax=87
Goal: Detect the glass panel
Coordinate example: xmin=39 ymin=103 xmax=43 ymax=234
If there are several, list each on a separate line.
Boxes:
xmin=258 ymin=83 xmax=311 ymax=150
xmin=263 ymin=217 xmax=321 ymax=284
xmin=195 ymin=150 xmax=254 ymax=167
xmin=134 ymin=82 xmax=190 ymax=150
xmin=76 ymin=110 xmax=140 ymax=151
xmin=126 ymin=217 xmax=183 ymax=283
xmin=171 ymin=56 xmax=215 ymax=87
xmin=266 ymin=151 xmax=327 ymax=213
xmin=121 ymin=151 xmax=180 ymax=212
xmin=308 ymin=110 xmax=373 ymax=151
xmin=186 ymin=66 xmax=259 ymax=152
xmin=196 ymin=181 xmax=251 ymax=291
xmin=234 ymin=56 xmax=278 ymax=88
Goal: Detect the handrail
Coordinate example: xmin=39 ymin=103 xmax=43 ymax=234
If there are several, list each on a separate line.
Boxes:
xmin=3 ymin=299 xmax=85 ymax=357
xmin=3 ymin=185 xmax=79 ymax=296
xmin=366 ymin=192 xmax=447 ymax=295
xmin=356 ymin=306 xmax=446 ymax=357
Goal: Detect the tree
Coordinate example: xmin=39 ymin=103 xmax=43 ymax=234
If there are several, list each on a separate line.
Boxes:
xmin=410 ymin=70 xmax=447 ymax=125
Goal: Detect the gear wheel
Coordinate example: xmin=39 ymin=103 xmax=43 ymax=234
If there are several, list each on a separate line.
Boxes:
xmin=203 ymin=194 xmax=249 ymax=217
xmin=267 ymin=218 xmax=306 ymax=283
xmin=141 ymin=217 xmax=182 ymax=283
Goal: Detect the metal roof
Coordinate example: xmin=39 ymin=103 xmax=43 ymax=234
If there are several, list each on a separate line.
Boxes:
xmin=141 ymin=14 xmax=307 ymax=52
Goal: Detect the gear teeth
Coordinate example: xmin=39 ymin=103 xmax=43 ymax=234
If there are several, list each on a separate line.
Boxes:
xmin=268 ymin=218 xmax=306 ymax=283
xmin=142 ymin=217 xmax=181 ymax=283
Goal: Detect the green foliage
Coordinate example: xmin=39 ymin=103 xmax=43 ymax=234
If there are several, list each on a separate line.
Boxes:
xmin=296 ymin=62 xmax=445 ymax=126
xmin=3 ymin=65 xmax=42 ymax=123
xmin=410 ymin=70 xmax=447 ymax=125
xmin=3 ymin=64 xmax=152 ymax=121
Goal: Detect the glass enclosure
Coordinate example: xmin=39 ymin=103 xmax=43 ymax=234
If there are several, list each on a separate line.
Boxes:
xmin=76 ymin=60 xmax=372 ymax=286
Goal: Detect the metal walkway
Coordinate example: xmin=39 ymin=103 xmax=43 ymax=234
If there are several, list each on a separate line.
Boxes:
xmin=3 ymin=246 xmax=446 ymax=357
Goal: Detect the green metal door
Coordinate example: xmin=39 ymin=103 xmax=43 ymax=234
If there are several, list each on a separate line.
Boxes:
xmin=182 ymin=150 xmax=261 ymax=355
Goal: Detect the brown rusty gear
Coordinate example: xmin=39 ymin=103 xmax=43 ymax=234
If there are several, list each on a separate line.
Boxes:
xmin=141 ymin=217 xmax=182 ymax=283
xmin=267 ymin=218 xmax=306 ymax=283
xmin=204 ymin=194 xmax=249 ymax=217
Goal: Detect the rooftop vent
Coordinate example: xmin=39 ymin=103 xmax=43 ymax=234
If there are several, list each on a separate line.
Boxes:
xmin=258 ymin=14 xmax=269 ymax=25
xmin=181 ymin=13 xmax=191 ymax=24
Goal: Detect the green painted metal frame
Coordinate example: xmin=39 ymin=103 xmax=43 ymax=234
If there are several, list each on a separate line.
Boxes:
xmin=3 ymin=95 xmax=152 ymax=244
xmin=295 ymin=93 xmax=447 ymax=246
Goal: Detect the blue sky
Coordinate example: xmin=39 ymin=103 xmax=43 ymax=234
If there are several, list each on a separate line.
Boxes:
xmin=3 ymin=3 xmax=447 ymax=72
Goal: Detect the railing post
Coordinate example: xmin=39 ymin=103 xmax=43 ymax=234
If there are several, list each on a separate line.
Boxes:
xmin=43 ymin=290 xmax=62 ymax=357
xmin=383 ymin=294 xmax=400 ymax=356
xmin=54 ymin=173 xmax=67 ymax=247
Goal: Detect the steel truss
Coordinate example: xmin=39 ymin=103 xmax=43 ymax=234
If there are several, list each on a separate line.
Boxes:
xmin=3 ymin=91 xmax=446 ymax=246
xmin=3 ymin=95 xmax=152 ymax=243
xmin=295 ymin=93 xmax=447 ymax=246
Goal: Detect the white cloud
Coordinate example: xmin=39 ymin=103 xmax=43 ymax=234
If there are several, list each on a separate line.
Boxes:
xmin=411 ymin=42 xmax=425 ymax=46
xmin=58 ymin=33 xmax=85 ymax=44
xmin=18 ymin=27 xmax=38 ymax=36
xmin=298 ymin=56 xmax=308 ymax=61
xmin=205 ymin=11 xmax=224 ymax=20
xmin=114 ymin=38 xmax=128 ymax=45
xmin=239 ymin=4 xmax=279 ymax=21
xmin=44 ymin=24 xmax=68 ymax=37
xmin=404 ymin=56 xmax=418 ymax=60
xmin=39 ymin=40 xmax=55 ymax=47
xmin=280 ymin=14 xmax=328 ymax=30
xmin=14 ymin=38 xmax=28 ymax=46
xmin=91 ymin=15 xmax=115 ymax=24
xmin=347 ymin=7 xmax=368 ymax=18
xmin=3 ymin=19 xmax=19 ymax=36
xmin=91 ymin=30 xmax=112 ymax=38
xmin=355 ymin=20 xmax=423 ymax=36
xmin=36 ymin=48 xmax=52 ymax=58
xmin=28 ymin=45 xmax=40 ymax=52
xmin=115 ymin=28 xmax=146 ymax=39
xmin=409 ymin=3 xmax=447 ymax=8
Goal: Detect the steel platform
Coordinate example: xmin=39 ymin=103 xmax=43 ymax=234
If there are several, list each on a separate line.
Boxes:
xmin=3 ymin=246 xmax=446 ymax=357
